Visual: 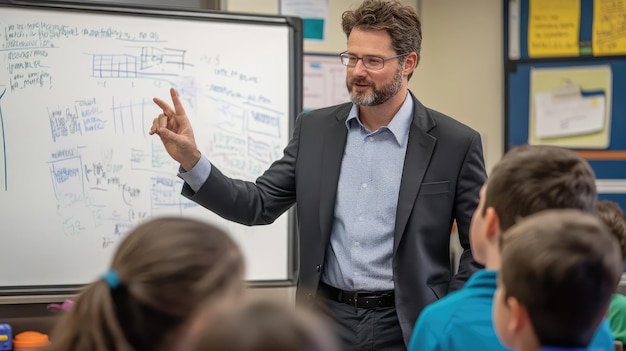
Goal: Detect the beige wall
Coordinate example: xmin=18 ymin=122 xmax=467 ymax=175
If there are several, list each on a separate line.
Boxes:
xmin=224 ymin=0 xmax=504 ymax=303
xmin=412 ymin=0 xmax=503 ymax=173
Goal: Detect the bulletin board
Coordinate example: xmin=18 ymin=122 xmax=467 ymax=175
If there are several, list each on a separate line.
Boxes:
xmin=505 ymin=0 xmax=626 ymax=209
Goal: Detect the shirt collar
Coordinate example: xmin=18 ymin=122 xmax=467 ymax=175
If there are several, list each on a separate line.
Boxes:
xmin=345 ymin=92 xmax=413 ymax=146
xmin=465 ymin=269 xmax=498 ymax=289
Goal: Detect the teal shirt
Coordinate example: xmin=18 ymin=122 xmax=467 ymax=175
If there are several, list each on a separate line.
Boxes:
xmin=408 ymin=269 xmax=615 ymax=351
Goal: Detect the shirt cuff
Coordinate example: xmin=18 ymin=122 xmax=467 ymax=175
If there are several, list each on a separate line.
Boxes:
xmin=177 ymin=155 xmax=211 ymax=192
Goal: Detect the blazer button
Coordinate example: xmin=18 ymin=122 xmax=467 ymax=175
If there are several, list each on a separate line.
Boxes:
xmin=316 ymin=264 xmax=321 ymax=272
xmin=307 ymin=293 xmax=313 ymax=301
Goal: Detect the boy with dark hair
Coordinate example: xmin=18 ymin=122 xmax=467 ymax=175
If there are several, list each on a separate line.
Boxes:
xmin=596 ymin=200 xmax=626 ymax=344
xmin=494 ymin=209 xmax=623 ymax=351
xmin=409 ymin=145 xmax=615 ymax=351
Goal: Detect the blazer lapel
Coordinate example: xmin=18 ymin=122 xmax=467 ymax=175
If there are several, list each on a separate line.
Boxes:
xmin=394 ymin=96 xmax=436 ymax=253
xmin=319 ymin=107 xmax=350 ymax=245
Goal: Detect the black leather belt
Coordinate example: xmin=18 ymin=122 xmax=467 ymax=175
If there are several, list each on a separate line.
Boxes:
xmin=318 ymin=282 xmax=395 ymax=309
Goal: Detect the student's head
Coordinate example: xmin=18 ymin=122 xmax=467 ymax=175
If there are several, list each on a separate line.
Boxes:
xmin=340 ymin=0 xmax=420 ymax=106
xmin=596 ymin=200 xmax=626 ymax=262
xmin=186 ymin=300 xmax=339 ymax=351
xmin=469 ymin=145 xmax=596 ymax=266
xmin=47 ymin=217 xmax=245 ymax=351
xmin=493 ymin=210 xmax=622 ymax=350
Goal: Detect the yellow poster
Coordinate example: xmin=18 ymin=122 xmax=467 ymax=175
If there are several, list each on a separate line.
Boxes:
xmin=528 ymin=0 xmax=580 ymax=57
xmin=593 ymin=0 xmax=626 ymax=55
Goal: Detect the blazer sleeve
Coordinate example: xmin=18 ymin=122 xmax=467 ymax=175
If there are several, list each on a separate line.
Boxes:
xmin=449 ymin=132 xmax=487 ymax=292
xmin=180 ymin=112 xmax=304 ymax=225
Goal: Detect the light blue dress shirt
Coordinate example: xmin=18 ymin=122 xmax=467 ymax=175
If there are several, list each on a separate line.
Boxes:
xmin=321 ymin=94 xmax=413 ymax=292
xmin=408 ymin=269 xmax=615 ymax=351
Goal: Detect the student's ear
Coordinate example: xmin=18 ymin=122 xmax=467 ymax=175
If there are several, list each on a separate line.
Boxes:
xmin=484 ymin=207 xmax=501 ymax=243
xmin=507 ymin=296 xmax=530 ymax=334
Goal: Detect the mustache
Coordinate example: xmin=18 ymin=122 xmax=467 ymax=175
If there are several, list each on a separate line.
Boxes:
xmin=349 ymin=78 xmax=372 ymax=86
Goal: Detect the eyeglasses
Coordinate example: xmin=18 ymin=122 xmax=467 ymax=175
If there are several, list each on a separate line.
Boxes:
xmin=339 ymin=52 xmax=409 ymax=70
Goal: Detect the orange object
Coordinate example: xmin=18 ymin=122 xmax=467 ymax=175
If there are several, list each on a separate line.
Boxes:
xmin=576 ymin=151 xmax=626 ymax=160
xmin=13 ymin=331 xmax=49 ymax=350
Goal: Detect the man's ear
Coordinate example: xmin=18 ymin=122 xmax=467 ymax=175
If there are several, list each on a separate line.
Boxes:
xmin=403 ymin=52 xmax=418 ymax=74
xmin=485 ymin=207 xmax=501 ymax=242
xmin=507 ymin=296 xmax=530 ymax=334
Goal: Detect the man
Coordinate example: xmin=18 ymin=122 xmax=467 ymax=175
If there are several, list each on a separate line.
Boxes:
xmin=409 ymin=145 xmax=616 ymax=351
xmin=150 ymin=0 xmax=486 ymax=349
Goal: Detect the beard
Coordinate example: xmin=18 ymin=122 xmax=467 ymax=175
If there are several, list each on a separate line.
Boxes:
xmin=347 ymin=64 xmax=403 ymax=106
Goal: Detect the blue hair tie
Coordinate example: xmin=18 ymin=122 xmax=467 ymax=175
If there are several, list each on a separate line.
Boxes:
xmin=102 ymin=270 xmax=120 ymax=290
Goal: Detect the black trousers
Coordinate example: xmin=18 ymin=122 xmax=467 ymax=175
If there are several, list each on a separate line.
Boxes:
xmin=316 ymin=295 xmax=406 ymax=351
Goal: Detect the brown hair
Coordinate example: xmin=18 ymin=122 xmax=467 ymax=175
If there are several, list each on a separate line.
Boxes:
xmin=596 ymin=200 xmax=626 ymax=261
xmin=485 ymin=145 xmax=596 ymax=232
xmin=341 ymin=0 xmax=422 ymax=78
xmin=500 ymin=209 xmax=622 ymax=347
xmin=47 ymin=217 xmax=245 ymax=351
xmin=189 ymin=300 xmax=339 ymax=351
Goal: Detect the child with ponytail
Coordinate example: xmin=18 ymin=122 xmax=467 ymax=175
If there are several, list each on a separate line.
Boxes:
xmin=46 ymin=217 xmax=245 ymax=351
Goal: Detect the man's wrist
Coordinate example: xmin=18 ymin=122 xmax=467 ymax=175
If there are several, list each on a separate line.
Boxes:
xmin=181 ymin=149 xmax=201 ymax=171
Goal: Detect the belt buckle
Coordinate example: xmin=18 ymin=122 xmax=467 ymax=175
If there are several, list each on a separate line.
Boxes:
xmin=353 ymin=291 xmax=361 ymax=309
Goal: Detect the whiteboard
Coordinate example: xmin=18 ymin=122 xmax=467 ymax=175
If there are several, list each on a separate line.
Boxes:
xmin=0 ymin=1 xmax=302 ymax=292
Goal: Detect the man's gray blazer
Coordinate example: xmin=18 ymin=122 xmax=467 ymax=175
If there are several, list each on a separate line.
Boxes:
xmin=182 ymin=92 xmax=487 ymax=344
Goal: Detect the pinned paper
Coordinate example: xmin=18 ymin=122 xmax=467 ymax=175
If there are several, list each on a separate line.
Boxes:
xmin=528 ymin=0 xmax=580 ymax=57
xmin=529 ymin=65 xmax=612 ymax=149
xmin=534 ymin=81 xmax=605 ymax=138
xmin=593 ymin=0 xmax=626 ymax=55
xmin=280 ymin=0 xmax=328 ymax=41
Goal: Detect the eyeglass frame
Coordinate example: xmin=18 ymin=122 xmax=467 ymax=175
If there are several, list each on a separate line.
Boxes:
xmin=339 ymin=51 xmax=410 ymax=70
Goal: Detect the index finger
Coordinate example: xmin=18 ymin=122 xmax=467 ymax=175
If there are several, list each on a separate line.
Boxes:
xmin=153 ymin=95 xmax=175 ymax=116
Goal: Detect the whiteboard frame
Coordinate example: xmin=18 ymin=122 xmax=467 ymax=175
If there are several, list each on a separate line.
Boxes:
xmin=0 ymin=0 xmax=302 ymax=296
